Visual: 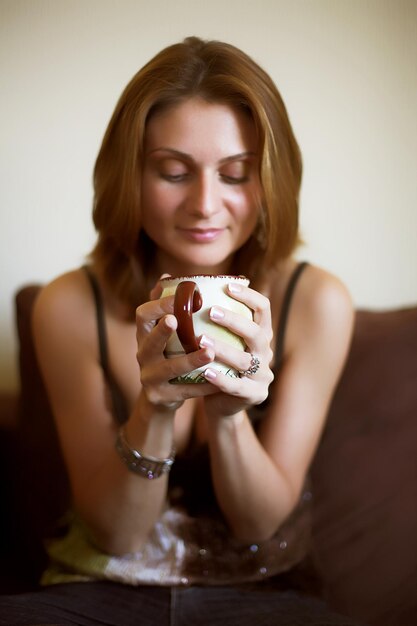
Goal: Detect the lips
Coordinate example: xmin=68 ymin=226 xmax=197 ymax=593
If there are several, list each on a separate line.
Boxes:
xmin=178 ymin=228 xmax=225 ymax=243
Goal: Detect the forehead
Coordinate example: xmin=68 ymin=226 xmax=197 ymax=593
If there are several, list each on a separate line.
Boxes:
xmin=144 ymin=97 xmax=258 ymax=156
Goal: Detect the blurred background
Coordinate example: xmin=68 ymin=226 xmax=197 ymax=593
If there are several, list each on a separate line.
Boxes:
xmin=1 ymin=0 xmax=416 ymax=392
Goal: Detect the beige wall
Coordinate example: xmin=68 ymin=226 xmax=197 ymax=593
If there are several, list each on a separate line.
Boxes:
xmin=1 ymin=0 xmax=416 ymax=391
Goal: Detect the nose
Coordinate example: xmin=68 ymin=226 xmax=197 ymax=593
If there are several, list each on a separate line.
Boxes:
xmin=187 ymin=172 xmax=219 ymax=218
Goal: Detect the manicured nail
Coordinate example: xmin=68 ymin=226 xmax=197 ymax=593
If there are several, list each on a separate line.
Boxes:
xmin=204 ymin=367 xmax=217 ymax=380
xmin=199 ymin=334 xmax=214 ymax=348
xmin=228 ymin=283 xmax=242 ymax=294
xmin=164 ymin=315 xmax=176 ymax=331
xmin=210 ymin=306 xmax=224 ymax=320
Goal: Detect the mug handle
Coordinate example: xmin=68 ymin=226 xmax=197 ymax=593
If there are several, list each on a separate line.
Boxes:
xmin=174 ymin=281 xmax=203 ymax=353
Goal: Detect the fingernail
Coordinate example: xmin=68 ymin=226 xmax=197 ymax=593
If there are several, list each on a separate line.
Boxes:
xmin=228 ymin=283 xmax=242 ymax=294
xmin=204 ymin=367 xmax=217 ymax=380
xmin=164 ymin=315 xmax=176 ymax=331
xmin=199 ymin=334 xmax=214 ymax=348
xmin=210 ymin=306 xmax=224 ymax=320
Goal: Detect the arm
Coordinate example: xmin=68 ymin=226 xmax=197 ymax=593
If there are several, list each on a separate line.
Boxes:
xmin=32 ymin=269 xmax=216 ymax=554
xmin=202 ymin=267 xmax=354 ymax=543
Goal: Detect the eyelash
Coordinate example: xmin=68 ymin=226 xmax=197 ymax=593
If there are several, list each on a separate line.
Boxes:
xmin=160 ymin=173 xmax=249 ymax=185
xmin=221 ymin=174 xmax=249 ymax=185
xmin=161 ymin=174 xmax=188 ymax=182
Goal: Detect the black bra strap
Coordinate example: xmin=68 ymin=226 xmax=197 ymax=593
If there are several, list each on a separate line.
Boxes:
xmin=83 ymin=266 xmax=109 ymax=377
xmin=274 ymin=262 xmax=309 ymax=370
xmin=83 ymin=265 xmax=128 ymax=424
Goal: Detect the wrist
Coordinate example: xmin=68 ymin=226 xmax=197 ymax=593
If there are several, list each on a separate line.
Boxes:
xmin=115 ymin=424 xmax=175 ymax=480
xmin=138 ymin=389 xmax=181 ymax=420
xmin=206 ymin=409 xmax=247 ymax=429
xmin=123 ymin=392 xmax=176 ymax=459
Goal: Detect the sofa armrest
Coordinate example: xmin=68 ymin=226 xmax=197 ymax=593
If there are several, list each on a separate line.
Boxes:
xmin=0 ymin=285 xmax=70 ymax=591
xmin=0 ymin=393 xmax=19 ymax=431
xmin=311 ymin=306 xmax=417 ymax=626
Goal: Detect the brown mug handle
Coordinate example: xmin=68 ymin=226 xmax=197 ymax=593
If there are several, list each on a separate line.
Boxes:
xmin=174 ymin=281 xmax=203 ymax=353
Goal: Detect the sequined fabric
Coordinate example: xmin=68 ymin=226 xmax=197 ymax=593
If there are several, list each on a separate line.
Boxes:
xmin=42 ymin=496 xmax=312 ymax=587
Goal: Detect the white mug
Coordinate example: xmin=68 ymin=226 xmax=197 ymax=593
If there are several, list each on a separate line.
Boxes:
xmin=160 ymin=275 xmax=252 ymax=383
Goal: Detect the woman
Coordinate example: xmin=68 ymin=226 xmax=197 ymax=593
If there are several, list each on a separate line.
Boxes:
xmin=1 ymin=37 xmax=361 ymax=625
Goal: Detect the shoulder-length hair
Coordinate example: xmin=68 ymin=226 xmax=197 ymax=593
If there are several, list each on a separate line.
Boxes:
xmin=90 ymin=36 xmax=302 ymax=312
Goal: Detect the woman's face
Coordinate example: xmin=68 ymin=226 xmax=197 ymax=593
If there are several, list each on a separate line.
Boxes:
xmin=141 ymin=97 xmax=261 ymax=277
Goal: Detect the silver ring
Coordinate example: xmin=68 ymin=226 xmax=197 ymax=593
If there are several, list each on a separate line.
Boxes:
xmin=239 ymin=354 xmax=261 ymax=377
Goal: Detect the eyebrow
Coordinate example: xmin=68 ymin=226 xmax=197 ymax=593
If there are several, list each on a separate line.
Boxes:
xmin=147 ymin=148 xmax=257 ymax=163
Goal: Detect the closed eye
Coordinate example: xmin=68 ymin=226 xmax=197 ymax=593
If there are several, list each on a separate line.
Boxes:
xmin=160 ymin=173 xmax=190 ymax=183
xmin=219 ymin=159 xmax=251 ymax=185
xmin=220 ymin=174 xmax=249 ymax=185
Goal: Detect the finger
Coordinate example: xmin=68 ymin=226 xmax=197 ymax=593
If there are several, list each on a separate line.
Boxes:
xmin=202 ymin=367 xmax=269 ymax=405
xmin=200 ymin=332 xmax=273 ymax=394
xmin=200 ymin=334 xmax=271 ymax=375
xmin=143 ymin=379 xmax=220 ymax=409
xmin=139 ymin=315 xmax=216 ymax=372
xmin=137 ymin=313 xmax=178 ymax=365
xmin=149 ymin=274 xmax=172 ymax=300
xmin=142 ymin=349 xmax=218 ymax=399
xmin=209 ymin=305 xmax=269 ymax=353
xmin=149 ymin=283 xmax=163 ymax=300
xmin=136 ymin=295 xmax=175 ymax=338
xmin=227 ymin=284 xmax=272 ymax=333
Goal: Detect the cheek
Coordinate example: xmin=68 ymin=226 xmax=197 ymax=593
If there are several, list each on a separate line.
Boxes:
xmin=228 ymin=188 xmax=260 ymax=229
xmin=242 ymin=212 xmax=259 ymax=240
xmin=141 ymin=178 xmax=174 ymax=218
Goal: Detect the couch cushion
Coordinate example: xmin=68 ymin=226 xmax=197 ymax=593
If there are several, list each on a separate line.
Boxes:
xmin=13 ymin=285 xmax=70 ymax=584
xmin=311 ymin=307 xmax=417 ymax=626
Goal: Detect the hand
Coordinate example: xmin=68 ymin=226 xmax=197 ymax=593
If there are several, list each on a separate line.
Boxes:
xmin=135 ymin=278 xmax=218 ymax=411
xmin=201 ymin=283 xmax=274 ymax=418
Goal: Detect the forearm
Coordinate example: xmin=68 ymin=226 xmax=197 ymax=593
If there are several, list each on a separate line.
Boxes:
xmin=73 ymin=392 xmax=176 ymax=555
xmin=206 ymin=411 xmax=297 ymax=544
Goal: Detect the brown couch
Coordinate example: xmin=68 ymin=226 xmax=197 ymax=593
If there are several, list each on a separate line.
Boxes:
xmin=0 ymin=285 xmax=416 ymax=626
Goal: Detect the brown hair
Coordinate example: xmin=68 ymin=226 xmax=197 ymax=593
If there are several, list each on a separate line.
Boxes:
xmin=90 ymin=36 xmax=302 ymax=311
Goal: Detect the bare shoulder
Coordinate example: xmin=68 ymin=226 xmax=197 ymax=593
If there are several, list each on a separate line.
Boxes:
xmin=33 ymin=267 xmax=95 ymax=347
xmin=299 ymin=264 xmax=353 ymax=323
xmin=32 ymin=267 xmax=103 ymax=424
xmin=286 ymin=263 xmax=354 ymax=358
xmin=34 ymin=267 xmax=90 ymax=313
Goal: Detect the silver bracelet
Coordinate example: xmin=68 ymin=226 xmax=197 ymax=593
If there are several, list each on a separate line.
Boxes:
xmin=115 ymin=425 xmax=175 ymax=480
